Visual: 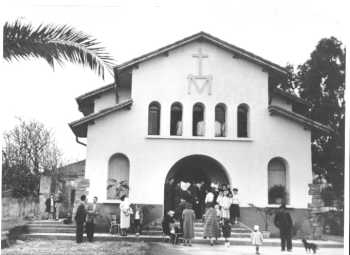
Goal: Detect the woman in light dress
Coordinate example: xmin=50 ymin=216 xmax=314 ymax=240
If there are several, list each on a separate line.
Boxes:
xmin=119 ymin=195 xmax=133 ymax=236
xmin=203 ymin=203 xmax=220 ymax=246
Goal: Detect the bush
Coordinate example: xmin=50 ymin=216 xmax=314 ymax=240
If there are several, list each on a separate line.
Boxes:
xmin=322 ymin=210 xmax=343 ymax=235
xmin=320 ymin=186 xmax=336 ymax=207
xmin=268 ymin=185 xmax=287 ymax=204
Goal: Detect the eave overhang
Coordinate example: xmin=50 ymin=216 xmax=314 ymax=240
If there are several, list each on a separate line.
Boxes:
xmin=115 ymin=31 xmax=287 ymax=76
xmin=76 ymin=83 xmax=115 ymax=104
xmin=268 ymin=105 xmax=334 ymax=135
xmin=69 ymin=99 xmax=133 ymax=138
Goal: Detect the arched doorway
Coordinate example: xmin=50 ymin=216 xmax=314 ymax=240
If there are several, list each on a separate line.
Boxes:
xmin=164 ymin=155 xmax=230 ymax=216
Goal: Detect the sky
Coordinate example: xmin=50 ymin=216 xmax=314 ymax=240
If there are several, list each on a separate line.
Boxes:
xmin=0 ymin=0 xmax=348 ymax=163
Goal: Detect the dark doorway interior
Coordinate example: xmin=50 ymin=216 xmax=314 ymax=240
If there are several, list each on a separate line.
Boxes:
xmin=164 ymin=155 xmax=229 ymax=215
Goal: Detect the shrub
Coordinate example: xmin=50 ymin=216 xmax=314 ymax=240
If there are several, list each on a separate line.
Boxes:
xmin=320 ymin=186 xmax=336 ymax=207
xmin=268 ymin=185 xmax=287 ymax=204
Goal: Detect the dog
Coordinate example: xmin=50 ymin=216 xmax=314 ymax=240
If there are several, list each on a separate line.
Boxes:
xmin=302 ymin=239 xmax=318 ymax=253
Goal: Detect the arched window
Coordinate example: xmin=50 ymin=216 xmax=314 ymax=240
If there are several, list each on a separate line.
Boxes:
xmin=107 ymin=153 xmax=130 ymax=200
xmin=237 ymin=104 xmax=249 ymax=138
xmin=170 ymin=102 xmax=183 ymax=136
xmin=193 ymin=103 xmax=205 ymax=136
xmin=148 ymin=101 xmax=161 ymax=135
xmin=215 ymin=103 xmax=226 ymax=137
xmin=268 ymin=158 xmax=288 ymax=204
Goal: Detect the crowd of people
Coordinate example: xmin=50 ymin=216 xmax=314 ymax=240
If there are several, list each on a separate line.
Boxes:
xmin=162 ymin=179 xmax=294 ymax=253
xmin=49 ymin=178 xmax=293 ymax=254
xmin=162 ymin=179 xmax=242 ymax=247
xmin=164 ymin=179 xmax=241 ymax=224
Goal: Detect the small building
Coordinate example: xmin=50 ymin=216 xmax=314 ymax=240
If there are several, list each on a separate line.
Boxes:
xmin=39 ymin=160 xmax=85 ymax=219
xmin=69 ymin=32 xmax=332 ymax=233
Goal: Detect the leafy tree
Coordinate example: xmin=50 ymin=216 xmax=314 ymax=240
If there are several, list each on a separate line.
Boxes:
xmin=285 ymin=37 xmax=345 ymax=208
xmin=2 ymin=119 xmax=62 ymax=197
xmin=3 ymin=19 xmax=115 ymax=79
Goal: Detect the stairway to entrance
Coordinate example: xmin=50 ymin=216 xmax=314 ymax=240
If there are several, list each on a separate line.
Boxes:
xmin=26 ymin=219 xmax=251 ymax=238
xmin=23 ymin=220 xmax=343 ymax=248
xmin=142 ymin=220 xmax=252 ymax=238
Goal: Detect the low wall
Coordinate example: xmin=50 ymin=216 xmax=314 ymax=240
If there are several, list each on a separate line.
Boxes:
xmin=1 ymin=196 xmax=40 ymax=221
xmin=240 ymin=207 xmax=311 ymax=237
xmin=94 ymin=203 xmax=163 ymax=232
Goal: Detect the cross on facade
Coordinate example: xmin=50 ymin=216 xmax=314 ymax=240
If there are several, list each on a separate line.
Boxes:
xmin=192 ymin=48 xmax=208 ymax=76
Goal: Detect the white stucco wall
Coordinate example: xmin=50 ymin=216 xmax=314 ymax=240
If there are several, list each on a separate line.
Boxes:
xmin=84 ymin=41 xmax=312 ymax=208
xmin=270 ymin=96 xmax=292 ymax=111
xmin=95 ymin=92 xmax=115 ymax=112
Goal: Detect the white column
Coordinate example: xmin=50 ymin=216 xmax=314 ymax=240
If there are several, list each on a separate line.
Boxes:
xmin=206 ymin=104 xmax=215 ymax=138
xmin=183 ymin=102 xmax=192 ymax=137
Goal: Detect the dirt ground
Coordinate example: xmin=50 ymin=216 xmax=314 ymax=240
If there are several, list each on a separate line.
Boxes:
xmin=1 ymin=239 xmax=345 ymax=255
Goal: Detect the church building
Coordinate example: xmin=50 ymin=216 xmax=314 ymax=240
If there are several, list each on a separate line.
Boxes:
xmin=69 ymin=32 xmax=332 ymax=232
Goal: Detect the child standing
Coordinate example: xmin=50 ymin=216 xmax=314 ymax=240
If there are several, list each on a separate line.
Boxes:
xmin=251 ymin=225 xmax=263 ymax=255
xmin=230 ymin=188 xmax=240 ymax=224
xmin=133 ymin=205 xmax=143 ymax=236
xmin=221 ymin=219 xmax=231 ymax=247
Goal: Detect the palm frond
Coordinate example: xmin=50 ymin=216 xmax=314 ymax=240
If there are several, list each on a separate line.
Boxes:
xmin=3 ymin=20 xmax=115 ymax=79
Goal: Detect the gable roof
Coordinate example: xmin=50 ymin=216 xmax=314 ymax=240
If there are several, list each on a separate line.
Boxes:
xmin=69 ymin=99 xmax=133 ymax=137
xmin=115 ymin=31 xmax=287 ymax=75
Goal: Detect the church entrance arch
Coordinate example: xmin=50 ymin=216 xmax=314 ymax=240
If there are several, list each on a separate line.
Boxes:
xmin=164 ymin=154 xmax=230 ymax=216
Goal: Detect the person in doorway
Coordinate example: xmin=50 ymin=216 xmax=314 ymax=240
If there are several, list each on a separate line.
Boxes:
xmin=205 ymin=188 xmax=215 ymax=206
xmin=164 ymin=178 xmax=175 ymax=213
xmin=75 ymin=195 xmax=87 ymax=243
xmin=182 ymin=203 xmax=195 ymax=246
xmin=197 ymin=181 xmax=206 ymax=217
xmin=86 ymin=196 xmax=98 ymax=242
xmin=189 ymin=182 xmax=200 ymax=219
xmin=174 ymin=182 xmax=182 ymax=211
xmin=120 ymin=195 xmax=133 ymax=236
xmin=203 ymin=203 xmax=220 ymax=246
xmin=230 ymin=188 xmax=240 ymax=224
xmin=133 ymin=204 xmax=144 ymax=236
xmin=45 ymin=194 xmax=55 ymax=220
xmin=274 ymin=204 xmax=293 ymax=252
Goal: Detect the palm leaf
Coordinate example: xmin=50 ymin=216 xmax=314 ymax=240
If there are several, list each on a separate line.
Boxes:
xmin=3 ymin=19 xmax=115 ymax=79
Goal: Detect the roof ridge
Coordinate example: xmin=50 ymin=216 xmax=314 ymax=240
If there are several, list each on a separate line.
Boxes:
xmin=115 ymin=31 xmax=287 ymax=74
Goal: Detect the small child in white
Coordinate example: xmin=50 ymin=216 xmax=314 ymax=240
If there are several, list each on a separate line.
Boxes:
xmin=251 ymin=225 xmax=263 ymax=255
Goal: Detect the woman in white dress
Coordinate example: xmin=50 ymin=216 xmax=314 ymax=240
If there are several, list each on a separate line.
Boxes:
xmin=119 ymin=195 xmax=133 ymax=236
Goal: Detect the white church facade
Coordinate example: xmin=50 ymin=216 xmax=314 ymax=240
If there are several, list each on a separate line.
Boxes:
xmin=69 ymin=32 xmax=332 ymax=232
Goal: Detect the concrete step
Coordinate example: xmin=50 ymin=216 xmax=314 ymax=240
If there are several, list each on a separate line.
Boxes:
xmin=28 ymin=227 xmax=76 ymax=233
xmin=27 ymin=223 xmax=75 ymax=228
xmin=30 ymin=220 xmax=66 ymax=225
xmin=23 ymin=233 xmax=344 ymax=248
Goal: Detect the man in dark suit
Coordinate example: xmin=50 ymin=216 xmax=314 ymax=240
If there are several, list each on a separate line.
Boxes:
xmin=274 ymin=204 xmax=293 ymax=252
xmin=86 ymin=196 xmax=98 ymax=242
xmin=75 ymin=195 xmax=87 ymax=243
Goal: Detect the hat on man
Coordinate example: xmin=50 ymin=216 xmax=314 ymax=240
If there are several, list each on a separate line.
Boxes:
xmin=168 ymin=210 xmax=175 ymax=216
xmin=253 ymin=225 xmax=259 ymax=231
